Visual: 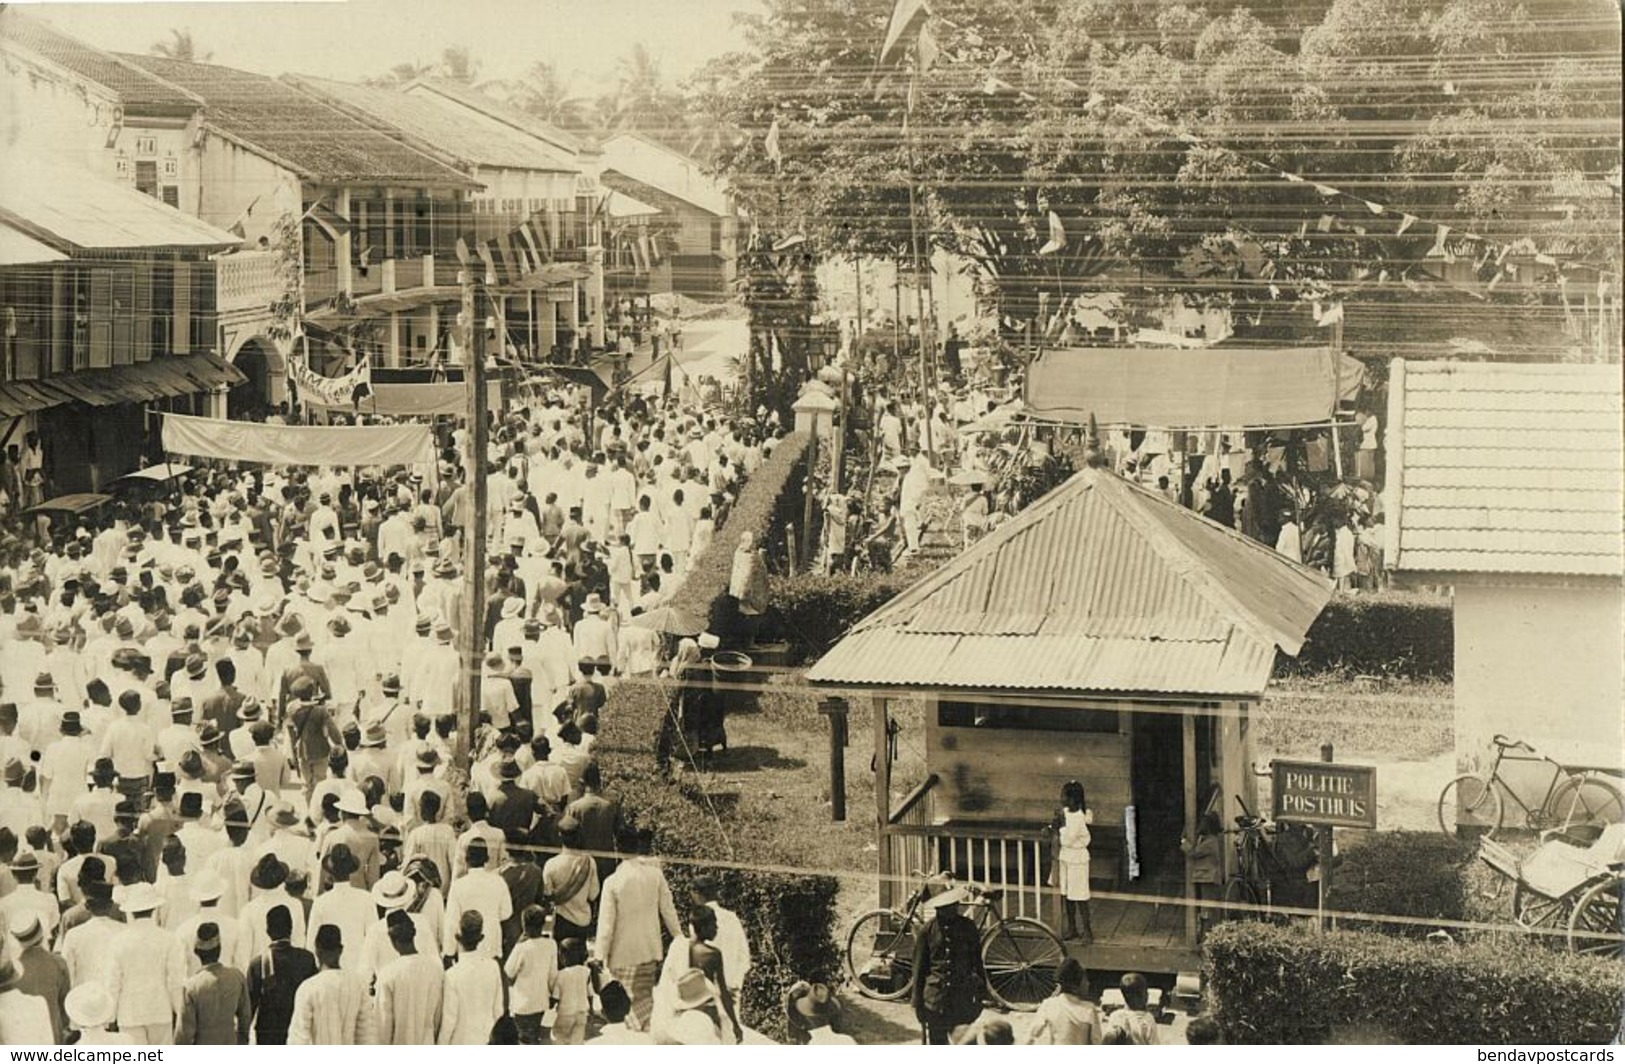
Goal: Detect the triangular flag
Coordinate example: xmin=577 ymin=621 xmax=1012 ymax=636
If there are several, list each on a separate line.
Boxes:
xmin=1396 ymin=214 xmax=1417 ymax=237
xmin=1365 ymin=200 xmax=1385 ymax=215
xmin=764 ymin=118 xmax=782 ymax=165
xmin=1317 ymin=214 xmax=1336 ymax=233
xmin=1038 ymin=211 xmax=1066 ymax=255
xmin=1314 ymin=184 xmax=1339 ymax=198
xmin=1429 ymin=224 xmax=1451 ymax=257
xmin=916 ymin=20 xmax=939 ymax=71
xmin=879 ymin=0 xmax=933 ymax=67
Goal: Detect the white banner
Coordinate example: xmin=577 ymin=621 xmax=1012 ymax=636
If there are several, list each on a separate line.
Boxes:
xmin=161 ymin=413 xmax=434 ymax=468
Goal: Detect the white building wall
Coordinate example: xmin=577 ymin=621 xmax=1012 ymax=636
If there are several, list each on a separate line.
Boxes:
xmin=1453 ymin=582 xmax=1625 ymax=801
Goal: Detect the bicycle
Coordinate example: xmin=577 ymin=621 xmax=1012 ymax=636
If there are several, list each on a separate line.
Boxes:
xmin=1438 ymin=734 xmax=1625 ymax=843
xmin=1220 ymin=799 xmax=1280 ymax=920
xmin=844 ymin=871 xmax=1067 ymax=1012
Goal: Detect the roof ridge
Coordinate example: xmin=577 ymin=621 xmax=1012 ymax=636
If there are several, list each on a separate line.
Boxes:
xmin=847 ymin=467 xmax=1095 ymax=634
xmin=1095 ymin=473 xmax=1316 ymax=654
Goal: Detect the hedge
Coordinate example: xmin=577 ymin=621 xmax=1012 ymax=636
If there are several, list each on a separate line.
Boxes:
xmin=1205 ymin=922 xmax=1622 ymax=1044
xmin=1281 ymin=591 xmax=1453 ymax=680
xmin=767 ymin=570 xmax=915 ymax=663
xmin=1325 ymin=831 xmax=1470 ymax=937
xmin=666 ymin=431 xmax=811 ymax=644
xmin=594 ymin=429 xmax=839 ymax=1042
xmin=765 ymin=568 xmax=1456 ymax=681
xmin=596 ymin=676 xmax=842 ymax=1042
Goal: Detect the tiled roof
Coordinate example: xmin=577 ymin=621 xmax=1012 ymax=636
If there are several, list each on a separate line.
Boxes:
xmin=1386 ymin=360 xmax=1624 ymax=577
xmin=285 ymin=76 xmax=578 ymax=174
xmin=0 ymin=11 xmax=201 ymax=110
xmin=807 ymin=468 xmax=1333 ymax=696
xmin=403 ymin=79 xmax=587 ymax=156
xmin=119 ymin=54 xmax=476 ymax=187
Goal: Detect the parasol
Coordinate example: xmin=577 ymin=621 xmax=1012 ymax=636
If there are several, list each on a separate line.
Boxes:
xmin=628 ymin=604 xmax=706 ymax=637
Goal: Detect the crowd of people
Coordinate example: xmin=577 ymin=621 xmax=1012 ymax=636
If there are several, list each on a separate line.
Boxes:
xmin=0 ymin=382 xmax=803 ymax=1045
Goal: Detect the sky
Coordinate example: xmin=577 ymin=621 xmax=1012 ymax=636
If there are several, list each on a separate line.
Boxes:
xmin=22 ymin=0 xmax=759 ymax=96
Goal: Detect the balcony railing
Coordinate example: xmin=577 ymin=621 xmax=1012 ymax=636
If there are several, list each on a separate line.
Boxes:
xmin=351 ymin=264 xmax=383 ymax=297
xmin=383 ymin=256 xmax=424 ymax=293
xmin=216 ymin=250 xmax=284 ymax=314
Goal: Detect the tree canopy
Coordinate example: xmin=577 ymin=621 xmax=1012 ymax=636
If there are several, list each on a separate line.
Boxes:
xmin=695 ymin=0 xmax=1621 ymax=342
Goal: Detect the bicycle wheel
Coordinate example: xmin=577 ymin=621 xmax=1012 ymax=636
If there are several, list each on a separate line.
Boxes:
xmin=1438 ymin=775 xmax=1504 ymax=841
xmin=1567 ymin=877 xmax=1623 ymax=960
xmin=981 ymin=917 xmax=1066 ymax=1012
xmin=1222 ymin=877 xmax=1262 ymax=922
xmin=845 ymin=908 xmax=918 ymax=1001
xmin=1545 ymin=775 xmax=1625 ymax=841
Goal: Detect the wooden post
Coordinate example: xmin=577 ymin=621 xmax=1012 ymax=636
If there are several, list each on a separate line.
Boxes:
xmin=801 ymin=431 xmax=818 ymax=572
xmin=452 ymin=258 xmax=489 ymax=780
xmin=1329 ymin=322 xmax=1345 ymax=480
xmin=820 ymin=697 xmax=849 ymax=821
xmin=1318 ymin=741 xmax=1335 ymax=932
xmin=1183 ymin=711 xmax=1199 ymax=946
xmin=873 ymin=695 xmax=892 ymax=909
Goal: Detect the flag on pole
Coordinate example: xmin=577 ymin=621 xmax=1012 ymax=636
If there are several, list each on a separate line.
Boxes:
xmin=1314 ymin=301 xmax=1345 ymax=327
xmin=1038 ymin=211 xmax=1066 ymax=255
xmin=879 ymin=0 xmax=933 ymax=67
xmin=764 ymin=118 xmax=782 ymax=166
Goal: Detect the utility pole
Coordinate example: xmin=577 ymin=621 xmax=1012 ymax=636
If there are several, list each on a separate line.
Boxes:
xmin=452 ymin=250 xmax=490 ymax=780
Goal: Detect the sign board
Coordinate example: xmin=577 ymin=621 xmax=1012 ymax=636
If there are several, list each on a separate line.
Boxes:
xmin=1271 ymin=760 xmax=1377 ymax=829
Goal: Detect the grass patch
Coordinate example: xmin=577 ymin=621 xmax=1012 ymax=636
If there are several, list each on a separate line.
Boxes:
xmin=1256 ymin=675 xmax=1453 ymax=763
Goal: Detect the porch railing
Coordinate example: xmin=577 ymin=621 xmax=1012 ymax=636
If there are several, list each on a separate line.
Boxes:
xmin=880 ymin=775 xmax=1052 ymax=924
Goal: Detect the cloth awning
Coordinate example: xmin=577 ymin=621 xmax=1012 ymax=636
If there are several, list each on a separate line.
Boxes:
xmin=161 ymin=412 xmax=435 ymax=467
xmin=304 ymin=381 xmax=499 ymax=417
xmin=1023 ymin=346 xmax=1366 ymax=429
xmin=0 ymin=354 xmax=244 ymax=419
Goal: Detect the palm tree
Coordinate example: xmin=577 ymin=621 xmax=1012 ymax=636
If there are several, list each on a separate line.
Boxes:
xmin=505 ymin=61 xmax=590 ymax=131
xmin=437 ymin=45 xmax=482 ymax=85
xmin=149 ymin=28 xmax=211 ymax=62
xmin=604 ymin=43 xmax=678 ymax=135
xmin=365 ymin=60 xmax=435 ymax=88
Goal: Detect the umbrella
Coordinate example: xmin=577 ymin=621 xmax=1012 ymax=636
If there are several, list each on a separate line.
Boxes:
xmin=962 ymin=404 xmax=1021 ymax=434
xmin=628 ymin=604 xmax=706 ymax=637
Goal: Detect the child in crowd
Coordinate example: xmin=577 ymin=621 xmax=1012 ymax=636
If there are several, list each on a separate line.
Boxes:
xmin=504 ymin=905 xmax=558 ymax=1045
xmin=550 ymin=936 xmax=592 ymax=1045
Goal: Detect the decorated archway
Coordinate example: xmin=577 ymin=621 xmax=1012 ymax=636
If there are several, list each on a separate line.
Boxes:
xmin=226 ymin=335 xmax=285 ymax=419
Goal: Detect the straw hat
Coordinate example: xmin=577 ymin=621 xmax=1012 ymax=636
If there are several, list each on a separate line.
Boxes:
xmin=371 ymin=871 xmax=413 ymax=911
xmin=65 ymin=983 xmax=116 ymax=1029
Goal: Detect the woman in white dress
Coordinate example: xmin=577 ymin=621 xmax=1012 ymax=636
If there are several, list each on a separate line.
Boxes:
xmin=1051 ymin=780 xmax=1094 ymax=943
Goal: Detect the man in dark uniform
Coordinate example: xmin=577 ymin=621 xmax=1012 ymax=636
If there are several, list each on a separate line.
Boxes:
xmin=284 ymin=678 xmax=341 ymax=802
xmin=910 ymin=886 xmax=986 ymax=1045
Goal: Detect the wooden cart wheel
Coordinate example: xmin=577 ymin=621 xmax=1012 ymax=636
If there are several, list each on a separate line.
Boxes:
xmin=1511 ymin=881 xmax=1568 ymax=933
xmin=1567 ymin=877 xmax=1623 ymax=960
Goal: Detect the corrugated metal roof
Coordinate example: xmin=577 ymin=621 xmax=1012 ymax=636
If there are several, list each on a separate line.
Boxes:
xmin=119 ymin=55 xmax=477 ymax=187
xmin=403 ymin=79 xmax=587 ymax=156
xmin=807 ymin=468 xmax=1334 ymax=696
xmin=0 ymin=11 xmax=201 ymax=110
xmin=0 ymin=222 xmax=67 ymax=265
xmin=0 ymin=158 xmax=240 ymax=250
xmin=285 ymin=76 xmax=579 ymax=174
xmin=1387 ymin=360 xmax=1624 ymax=577
xmin=600 ymin=134 xmax=732 ymax=216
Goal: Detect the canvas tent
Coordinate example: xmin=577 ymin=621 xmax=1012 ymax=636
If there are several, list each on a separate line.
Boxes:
xmin=1024 ymin=346 xmax=1366 ymax=429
